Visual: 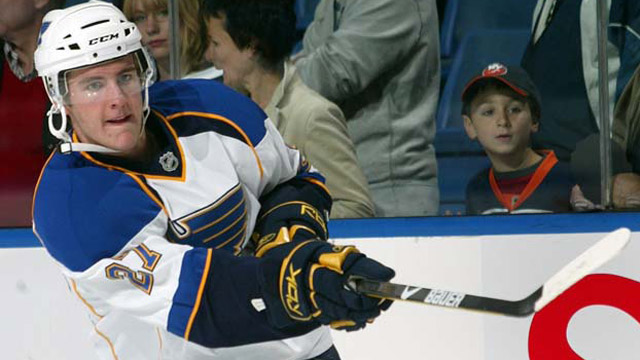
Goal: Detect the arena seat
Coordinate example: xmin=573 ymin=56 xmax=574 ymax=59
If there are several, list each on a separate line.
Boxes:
xmin=440 ymin=0 xmax=537 ymax=58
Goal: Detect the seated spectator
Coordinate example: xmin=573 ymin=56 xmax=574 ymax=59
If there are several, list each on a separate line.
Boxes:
xmin=293 ymin=0 xmax=440 ymax=217
xmin=604 ymin=60 xmax=640 ymax=209
xmin=202 ymin=0 xmax=375 ymax=218
xmin=569 ymin=133 xmax=636 ymax=210
xmin=521 ymin=0 xmax=640 ymax=162
xmin=462 ymin=63 xmax=575 ymax=215
xmin=0 ymin=0 xmax=63 ymax=227
xmin=123 ymin=0 xmax=221 ymax=80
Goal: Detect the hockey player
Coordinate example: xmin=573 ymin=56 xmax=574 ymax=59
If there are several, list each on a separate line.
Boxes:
xmin=31 ymin=1 xmax=394 ymax=359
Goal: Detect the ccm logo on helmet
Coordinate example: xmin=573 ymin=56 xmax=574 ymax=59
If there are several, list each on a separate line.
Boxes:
xmin=89 ymin=33 xmax=119 ymax=45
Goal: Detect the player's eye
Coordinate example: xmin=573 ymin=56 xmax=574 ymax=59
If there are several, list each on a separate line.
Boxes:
xmin=85 ymin=80 xmax=103 ymax=93
xmin=118 ymin=72 xmax=134 ymax=84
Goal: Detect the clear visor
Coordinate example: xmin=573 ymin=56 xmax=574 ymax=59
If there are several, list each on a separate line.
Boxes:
xmin=61 ymin=55 xmax=149 ymax=106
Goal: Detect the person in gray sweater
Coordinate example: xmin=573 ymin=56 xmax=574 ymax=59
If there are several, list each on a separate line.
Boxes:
xmin=295 ymin=0 xmax=441 ymax=217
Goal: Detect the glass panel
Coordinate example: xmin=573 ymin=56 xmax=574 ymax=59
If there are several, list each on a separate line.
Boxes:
xmin=3 ymin=0 xmax=639 ymax=227
xmin=608 ymin=0 xmax=640 ymax=210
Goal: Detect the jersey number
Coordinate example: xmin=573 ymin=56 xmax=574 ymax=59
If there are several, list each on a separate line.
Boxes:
xmin=105 ymin=244 xmax=162 ymax=295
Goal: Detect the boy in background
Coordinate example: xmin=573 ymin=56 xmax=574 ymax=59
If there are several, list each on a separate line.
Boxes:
xmin=462 ymin=63 xmax=574 ymax=215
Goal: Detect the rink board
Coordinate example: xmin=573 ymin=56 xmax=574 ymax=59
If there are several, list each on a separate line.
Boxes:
xmin=1 ymin=213 xmax=639 ymax=359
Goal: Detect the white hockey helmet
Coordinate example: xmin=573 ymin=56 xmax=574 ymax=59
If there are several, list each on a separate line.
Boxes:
xmin=35 ymin=0 xmax=154 ymax=153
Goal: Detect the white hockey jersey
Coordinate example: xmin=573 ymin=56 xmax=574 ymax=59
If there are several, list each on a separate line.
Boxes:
xmin=32 ymin=79 xmax=333 ymax=360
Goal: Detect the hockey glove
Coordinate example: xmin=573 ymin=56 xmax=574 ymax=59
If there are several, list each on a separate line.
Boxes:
xmin=251 ymin=179 xmax=332 ymax=256
xmin=258 ymin=228 xmax=395 ymax=331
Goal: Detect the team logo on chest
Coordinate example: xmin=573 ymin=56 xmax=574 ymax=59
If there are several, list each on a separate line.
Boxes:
xmin=159 ymin=151 xmax=179 ymax=172
xmin=167 ymin=184 xmax=248 ymax=253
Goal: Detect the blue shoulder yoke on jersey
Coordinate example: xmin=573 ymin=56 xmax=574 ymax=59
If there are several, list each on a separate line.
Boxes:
xmin=33 ymin=153 xmax=163 ymax=272
xmin=149 ymin=79 xmax=267 ymax=146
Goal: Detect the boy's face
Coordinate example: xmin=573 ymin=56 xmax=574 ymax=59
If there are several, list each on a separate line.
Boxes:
xmin=463 ymin=88 xmax=539 ymax=160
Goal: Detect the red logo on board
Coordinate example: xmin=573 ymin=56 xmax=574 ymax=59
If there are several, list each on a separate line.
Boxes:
xmin=528 ymin=274 xmax=640 ymax=359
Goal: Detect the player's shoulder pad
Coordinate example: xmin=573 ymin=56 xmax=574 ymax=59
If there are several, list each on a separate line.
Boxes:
xmin=33 ymin=153 xmax=163 ymax=272
xmin=149 ymin=79 xmax=268 ymax=145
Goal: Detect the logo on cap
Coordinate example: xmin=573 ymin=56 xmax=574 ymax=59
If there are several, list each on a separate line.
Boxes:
xmin=482 ymin=63 xmax=508 ymax=77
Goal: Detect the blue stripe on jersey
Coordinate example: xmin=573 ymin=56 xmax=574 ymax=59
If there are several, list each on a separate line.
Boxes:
xmin=168 ymin=114 xmax=253 ymax=148
xmin=167 ymin=184 xmax=247 ymax=251
xmin=149 ymin=79 xmax=267 ymax=146
xmin=33 ymin=153 xmax=163 ymax=272
xmin=167 ymin=247 xmax=209 ymax=338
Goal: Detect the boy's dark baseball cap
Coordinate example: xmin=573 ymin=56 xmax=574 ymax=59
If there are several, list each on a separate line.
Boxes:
xmin=461 ymin=63 xmax=541 ymax=118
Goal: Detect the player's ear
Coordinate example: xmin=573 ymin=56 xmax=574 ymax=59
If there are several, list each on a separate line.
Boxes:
xmin=63 ymin=104 xmax=75 ymax=123
xmin=245 ymin=38 xmax=259 ymax=57
xmin=463 ymin=115 xmax=477 ymax=140
xmin=530 ymin=119 xmax=540 ymax=133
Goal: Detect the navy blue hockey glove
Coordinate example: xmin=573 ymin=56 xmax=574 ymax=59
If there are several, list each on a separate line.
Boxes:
xmin=251 ymin=178 xmax=332 ymax=256
xmin=258 ymin=228 xmax=395 ymax=331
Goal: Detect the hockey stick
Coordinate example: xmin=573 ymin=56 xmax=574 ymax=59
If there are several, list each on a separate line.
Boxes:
xmin=350 ymin=227 xmax=631 ymax=317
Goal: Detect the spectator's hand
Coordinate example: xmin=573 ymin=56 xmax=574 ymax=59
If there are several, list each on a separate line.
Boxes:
xmin=570 ymin=185 xmax=600 ymax=212
xmin=613 ymin=173 xmax=640 ymax=208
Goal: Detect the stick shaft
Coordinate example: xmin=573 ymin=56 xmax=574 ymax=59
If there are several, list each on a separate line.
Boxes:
xmin=353 ymin=228 xmax=631 ymax=317
xmin=355 ymin=279 xmax=541 ymax=316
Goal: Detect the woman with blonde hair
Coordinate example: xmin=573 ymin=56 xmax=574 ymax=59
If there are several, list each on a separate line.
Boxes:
xmin=123 ymin=0 xmax=221 ymax=80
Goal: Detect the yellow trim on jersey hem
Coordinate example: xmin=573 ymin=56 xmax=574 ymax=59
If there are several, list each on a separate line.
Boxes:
xmin=95 ymin=326 xmax=120 ymax=360
xmin=71 ymin=279 xmax=103 ymax=318
xmin=185 ymin=248 xmax=213 ymax=340
xmin=70 ymin=280 xmax=119 ymax=358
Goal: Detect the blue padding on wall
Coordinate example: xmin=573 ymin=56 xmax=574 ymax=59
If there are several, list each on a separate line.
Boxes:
xmin=3 ymin=213 xmax=640 ymax=248
xmin=329 ymin=212 xmax=640 ymax=238
xmin=0 ymin=229 xmax=41 ymax=248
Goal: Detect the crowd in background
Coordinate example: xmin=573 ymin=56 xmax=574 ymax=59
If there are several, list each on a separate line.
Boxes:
xmin=1 ymin=0 xmax=640 ymax=227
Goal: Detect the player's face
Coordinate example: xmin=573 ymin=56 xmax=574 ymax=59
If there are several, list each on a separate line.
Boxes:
xmin=205 ymin=15 xmax=254 ymax=93
xmin=464 ymin=89 xmax=538 ymax=159
xmin=65 ymin=55 xmax=146 ymax=156
xmin=130 ymin=2 xmax=170 ymax=62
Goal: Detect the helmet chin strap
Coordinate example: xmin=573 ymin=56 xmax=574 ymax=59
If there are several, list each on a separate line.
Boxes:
xmin=52 ymin=71 xmax=153 ymax=155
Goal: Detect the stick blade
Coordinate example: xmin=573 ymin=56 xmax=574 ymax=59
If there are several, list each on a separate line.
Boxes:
xmin=534 ymin=227 xmax=631 ymax=312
